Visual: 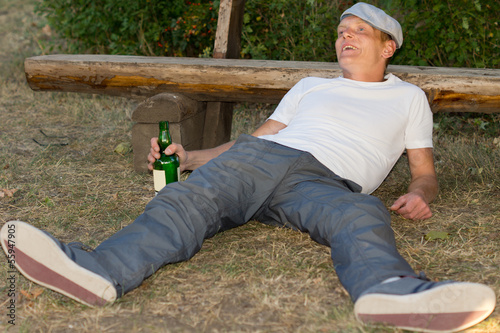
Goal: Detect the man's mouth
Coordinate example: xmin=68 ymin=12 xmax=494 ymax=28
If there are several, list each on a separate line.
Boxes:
xmin=342 ymin=45 xmax=358 ymax=51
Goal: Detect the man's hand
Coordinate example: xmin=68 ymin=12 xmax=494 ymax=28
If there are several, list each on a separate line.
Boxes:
xmin=391 ymin=148 xmax=438 ymax=221
xmin=147 ymin=137 xmax=188 ymax=172
xmin=390 ymin=191 xmax=432 ymax=220
xmin=147 ymin=119 xmax=287 ymax=172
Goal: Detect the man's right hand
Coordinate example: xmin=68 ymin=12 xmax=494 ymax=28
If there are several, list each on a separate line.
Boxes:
xmin=147 ymin=137 xmax=188 ymax=172
xmin=147 ymin=119 xmax=286 ymax=172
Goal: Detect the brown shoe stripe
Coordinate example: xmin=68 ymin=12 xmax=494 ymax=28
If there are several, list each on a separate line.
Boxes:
xmin=6 ymin=240 xmax=109 ymax=306
xmin=358 ymin=310 xmax=488 ymax=331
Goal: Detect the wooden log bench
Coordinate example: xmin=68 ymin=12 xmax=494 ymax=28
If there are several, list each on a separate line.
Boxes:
xmin=24 ymin=55 xmax=500 ymax=172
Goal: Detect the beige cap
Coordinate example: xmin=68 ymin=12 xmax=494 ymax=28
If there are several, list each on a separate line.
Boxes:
xmin=340 ymin=2 xmax=403 ymax=48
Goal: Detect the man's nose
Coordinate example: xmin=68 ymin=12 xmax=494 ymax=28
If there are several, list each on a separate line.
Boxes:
xmin=343 ymin=28 xmax=354 ymax=38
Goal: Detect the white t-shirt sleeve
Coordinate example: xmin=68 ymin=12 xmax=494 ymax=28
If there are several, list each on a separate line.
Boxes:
xmin=268 ymin=82 xmax=301 ymax=125
xmin=268 ymin=78 xmax=316 ymax=125
xmin=405 ymin=89 xmax=434 ymax=149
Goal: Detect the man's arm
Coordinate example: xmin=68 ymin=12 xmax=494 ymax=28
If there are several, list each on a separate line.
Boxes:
xmin=390 ymin=148 xmax=438 ymax=220
xmin=148 ymin=119 xmax=287 ymax=172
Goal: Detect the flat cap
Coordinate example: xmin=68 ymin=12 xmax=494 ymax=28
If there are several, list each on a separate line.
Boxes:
xmin=340 ymin=2 xmax=403 ymax=48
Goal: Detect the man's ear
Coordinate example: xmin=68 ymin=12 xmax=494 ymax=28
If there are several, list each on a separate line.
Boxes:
xmin=382 ymin=40 xmax=397 ymax=59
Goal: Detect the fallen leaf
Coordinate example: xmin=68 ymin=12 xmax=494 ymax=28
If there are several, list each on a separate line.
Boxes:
xmin=114 ymin=142 xmax=131 ymax=155
xmin=469 ymin=167 xmax=483 ymax=176
xmin=312 ymin=277 xmax=323 ymax=284
xmin=0 ymin=188 xmax=18 ymax=198
xmin=425 ymin=230 xmax=450 ymax=241
xmin=42 ymin=24 xmax=52 ymax=36
xmin=493 ymin=137 xmax=500 ymax=148
xmin=20 ymin=288 xmax=44 ymax=300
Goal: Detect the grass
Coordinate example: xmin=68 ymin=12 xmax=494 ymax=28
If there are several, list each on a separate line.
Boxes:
xmin=1 ymin=0 xmax=499 ymax=332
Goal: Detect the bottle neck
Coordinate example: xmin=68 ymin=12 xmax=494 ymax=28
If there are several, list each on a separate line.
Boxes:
xmin=158 ymin=121 xmax=172 ymax=151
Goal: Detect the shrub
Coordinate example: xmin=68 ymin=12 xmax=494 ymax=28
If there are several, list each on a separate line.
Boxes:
xmin=159 ymin=1 xmax=218 ymax=57
xmin=240 ymin=0 xmax=499 ymax=69
xmin=240 ymin=0 xmax=346 ymax=61
xmin=386 ymin=0 xmax=500 ymax=68
xmin=35 ymin=0 xmax=218 ymax=57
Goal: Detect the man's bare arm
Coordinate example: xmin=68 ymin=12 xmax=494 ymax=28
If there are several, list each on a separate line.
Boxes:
xmin=390 ymin=148 xmax=438 ymax=220
xmin=148 ymin=119 xmax=287 ymax=172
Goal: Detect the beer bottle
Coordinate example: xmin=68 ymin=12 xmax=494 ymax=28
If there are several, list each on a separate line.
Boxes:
xmin=153 ymin=121 xmax=180 ymax=194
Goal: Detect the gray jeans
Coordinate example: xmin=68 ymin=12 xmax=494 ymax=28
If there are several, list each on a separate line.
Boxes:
xmin=91 ymin=135 xmax=416 ymax=301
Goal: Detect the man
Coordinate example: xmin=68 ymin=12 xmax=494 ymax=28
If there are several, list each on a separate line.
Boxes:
xmin=1 ymin=3 xmax=496 ymax=332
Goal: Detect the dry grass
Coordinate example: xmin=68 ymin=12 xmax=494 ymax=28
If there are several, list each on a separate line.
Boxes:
xmin=1 ymin=1 xmax=499 ymax=332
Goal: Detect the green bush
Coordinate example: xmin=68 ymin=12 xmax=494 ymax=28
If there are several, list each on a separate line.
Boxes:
xmin=240 ymin=0 xmax=499 ymax=69
xmin=240 ymin=0 xmax=341 ymax=61
xmin=386 ymin=0 xmax=500 ymax=68
xmin=159 ymin=1 xmax=218 ymax=57
xmin=35 ymin=0 xmax=218 ymax=57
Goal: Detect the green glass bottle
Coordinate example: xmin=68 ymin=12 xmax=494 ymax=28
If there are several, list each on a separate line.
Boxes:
xmin=153 ymin=121 xmax=180 ymax=194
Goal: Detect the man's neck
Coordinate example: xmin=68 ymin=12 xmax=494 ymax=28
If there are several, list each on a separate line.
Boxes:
xmin=342 ymin=70 xmax=386 ymax=82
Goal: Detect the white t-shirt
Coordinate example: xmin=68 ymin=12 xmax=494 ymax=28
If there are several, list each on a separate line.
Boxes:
xmin=258 ymin=74 xmax=433 ymax=194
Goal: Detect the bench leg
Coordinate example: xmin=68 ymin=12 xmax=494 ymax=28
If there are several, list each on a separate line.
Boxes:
xmin=131 ymin=93 xmax=206 ymax=173
xmin=202 ymin=102 xmax=234 ymax=149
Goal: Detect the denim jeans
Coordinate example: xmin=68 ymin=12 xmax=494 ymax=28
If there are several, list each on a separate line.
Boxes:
xmin=89 ymin=135 xmax=416 ymax=301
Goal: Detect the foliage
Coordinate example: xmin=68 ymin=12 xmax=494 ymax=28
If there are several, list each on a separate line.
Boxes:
xmin=35 ymin=0 xmax=218 ymax=57
xmin=384 ymin=0 xmax=500 ymax=68
xmin=159 ymin=1 xmax=219 ymax=57
xmin=240 ymin=0 xmax=347 ymax=61
xmin=240 ymin=0 xmax=499 ymax=69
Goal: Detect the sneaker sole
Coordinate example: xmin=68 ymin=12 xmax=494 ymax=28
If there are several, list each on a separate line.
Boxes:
xmin=354 ymin=282 xmax=496 ymax=332
xmin=1 ymin=221 xmax=116 ymax=307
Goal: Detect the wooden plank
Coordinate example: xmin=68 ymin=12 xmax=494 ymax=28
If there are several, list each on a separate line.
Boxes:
xmin=203 ymin=0 xmax=246 ymax=149
xmin=213 ymin=0 xmax=246 ymax=59
xmin=25 ymin=55 xmax=500 ymax=112
xmin=202 ymin=102 xmax=234 ymax=148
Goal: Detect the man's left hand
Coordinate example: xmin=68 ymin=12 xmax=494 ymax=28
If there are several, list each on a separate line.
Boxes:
xmin=390 ymin=192 xmax=433 ymax=220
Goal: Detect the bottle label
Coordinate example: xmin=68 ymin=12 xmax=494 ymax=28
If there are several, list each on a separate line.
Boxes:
xmin=153 ymin=169 xmax=166 ymax=193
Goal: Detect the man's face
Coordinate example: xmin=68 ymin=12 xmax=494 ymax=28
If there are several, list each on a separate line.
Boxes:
xmin=335 ymin=16 xmax=392 ymax=79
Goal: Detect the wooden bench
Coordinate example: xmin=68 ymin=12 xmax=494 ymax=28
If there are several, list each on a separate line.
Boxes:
xmin=24 ymin=55 xmax=500 ymax=171
xmin=23 ymin=1 xmax=500 ymax=172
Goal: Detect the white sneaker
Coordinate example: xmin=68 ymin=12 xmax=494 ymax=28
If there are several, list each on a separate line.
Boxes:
xmin=1 ymin=221 xmax=117 ymax=306
xmin=354 ymin=276 xmax=496 ymax=332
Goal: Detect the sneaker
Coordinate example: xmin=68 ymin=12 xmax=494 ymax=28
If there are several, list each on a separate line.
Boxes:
xmin=1 ymin=221 xmax=117 ymax=307
xmin=354 ymin=276 xmax=496 ymax=332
